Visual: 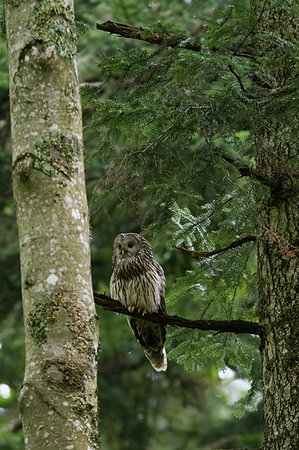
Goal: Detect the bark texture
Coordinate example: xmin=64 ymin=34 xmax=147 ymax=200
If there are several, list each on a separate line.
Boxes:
xmin=5 ymin=1 xmax=98 ymax=448
xmin=96 ymin=20 xmax=202 ymax=52
xmin=252 ymin=2 xmax=298 ymax=448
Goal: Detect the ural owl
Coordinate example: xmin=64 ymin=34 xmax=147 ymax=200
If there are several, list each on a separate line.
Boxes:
xmin=110 ymin=233 xmax=167 ymax=371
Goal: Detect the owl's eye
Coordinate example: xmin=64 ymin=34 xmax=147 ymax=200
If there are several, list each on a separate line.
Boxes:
xmin=128 ymin=242 xmax=134 ymax=248
xmin=118 ymin=244 xmax=121 ymax=249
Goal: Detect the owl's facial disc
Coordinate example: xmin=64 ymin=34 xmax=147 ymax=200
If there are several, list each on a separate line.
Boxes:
xmin=116 ymin=234 xmax=140 ymax=259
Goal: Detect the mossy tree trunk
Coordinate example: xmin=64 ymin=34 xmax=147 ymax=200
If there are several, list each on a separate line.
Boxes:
xmin=5 ymin=1 xmax=99 ymax=448
xmin=252 ymin=1 xmax=298 ymax=448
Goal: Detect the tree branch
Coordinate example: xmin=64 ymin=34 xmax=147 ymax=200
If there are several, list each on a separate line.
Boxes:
xmin=174 ymin=235 xmax=256 ymax=260
xmin=228 ymin=64 xmax=246 ymax=92
xmin=79 ymin=81 xmax=103 ymax=88
xmin=96 ymin=21 xmax=201 ymax=52
xmin=94 ymin=293 xmax=261 ymax=335
xmin=221 ymin=154 xmax=278 ymax=187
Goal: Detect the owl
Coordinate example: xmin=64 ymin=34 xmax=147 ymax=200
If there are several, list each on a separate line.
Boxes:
xmin=110 ymin=233 xmax=167 ymax=371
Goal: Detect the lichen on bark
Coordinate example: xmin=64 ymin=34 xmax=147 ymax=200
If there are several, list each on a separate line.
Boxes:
xmin=27 ymin=299 xmax=52 ymax=344
xmin=33 ymin=132 xmax=82 ymax=178
xmin=28 ymin=0 xmax=77 ymax=58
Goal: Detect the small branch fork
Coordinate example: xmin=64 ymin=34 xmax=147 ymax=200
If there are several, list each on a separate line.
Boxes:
xmin=94 ymin=293 xmax=261 ymax=335
xmin=96 ymin=21 xmax=201 ymax=52
xmin=174 ymin=235 xmax=256 ymax=260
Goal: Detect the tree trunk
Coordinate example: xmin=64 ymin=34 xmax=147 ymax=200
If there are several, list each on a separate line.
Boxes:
xmin=258 ymin=126 xmax=298 ymax=450
xmin=253 ymin=2 xmax=298 ymax=449
xmin=5 ymin=1 xmax=99 ymax=448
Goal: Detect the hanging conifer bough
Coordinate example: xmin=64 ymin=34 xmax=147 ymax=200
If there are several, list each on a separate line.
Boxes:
xmin=94 ymin=1 xmax=297 ymax=448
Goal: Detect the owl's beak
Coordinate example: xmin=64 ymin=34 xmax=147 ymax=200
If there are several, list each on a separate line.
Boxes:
xmin=121 ymin=249 xmax=125 ymax=255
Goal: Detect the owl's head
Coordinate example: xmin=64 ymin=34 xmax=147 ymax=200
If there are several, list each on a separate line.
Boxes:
xmin=112 ymin=233 xmax=153 ymax=266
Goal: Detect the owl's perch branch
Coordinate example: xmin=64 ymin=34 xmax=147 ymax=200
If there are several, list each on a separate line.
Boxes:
xmin=96 ymin=21 xmax=202 ymax=52
xmin=174 ymin=235 xmax=256 ymax=260
xmin=94 ymin=293 xmax=261 ymax=335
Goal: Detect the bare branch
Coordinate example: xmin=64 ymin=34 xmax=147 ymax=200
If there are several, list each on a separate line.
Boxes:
xmin=96 ymin=21 xmax=201 ymax=52
xmin=174 ymin=235 xmax=256 ymax=260
xmin=94 ymin=293 xmax=261 ymax=335
xmin=79 ymin=81 xmax=103 ymax=88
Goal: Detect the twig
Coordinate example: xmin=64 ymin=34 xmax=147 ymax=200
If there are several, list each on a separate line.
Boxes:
xmin=228 ymin=64 xmax=246 ymax=92
xmin=79 ymin=81 xmax=103 ymax=88
xmin=232 ymin=0 xmax=267 ymax=56
xmin=191 ymin=196 xmax=234 ymax=228
xmin=174 ymin=235 xmax=256 ymax=260
xmin=96 ymin=21 xmax=201 ymax=52
xmin=94 ymin=293 xmax=261 ymax=335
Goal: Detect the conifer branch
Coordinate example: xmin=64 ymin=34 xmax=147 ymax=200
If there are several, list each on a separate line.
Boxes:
xmin=94 ymin=293 xmax=261 ymax=335
xmin=221 ymin=154 xmax=277 ymax=187
xmin=174 ymin=235 xmax=257 ymax=260
xmin=228 ymin=64 xmax=246 ymax=92
xmin=96 ymin=21 xmax=201 ymax=51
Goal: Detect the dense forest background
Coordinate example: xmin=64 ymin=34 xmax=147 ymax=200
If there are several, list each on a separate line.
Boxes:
xmin=0 ymin=0 xmax=279 ymax=448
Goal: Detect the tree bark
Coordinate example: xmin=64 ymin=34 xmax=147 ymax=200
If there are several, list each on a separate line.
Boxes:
xmin=5 ymin=1 xmax=98 ymax=448
xmin=94 ymin=293 xmax=261 ymax=335
xmin=96 ymin=20 xmax=202 ymax=52
xmin=252 ymin=2 xmax=298 ymax=449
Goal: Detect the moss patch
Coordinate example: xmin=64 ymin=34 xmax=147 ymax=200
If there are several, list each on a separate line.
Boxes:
xmin=28 ymin=0 xmax=77 ymax=58
xmin=27 ymin=289 xmax=96 ymax=357
xmin=9 ymin=0 xmax=20 ymax=7
xmin=72 ymin=397 xmax=99 ymax=446
xmin=33 ymin=132 xmax=81 ymax=178
xmin=72 ymin=397 xmax=94 ymax=421
xmin=42 ymin=357 xmax=87 ymax=393
xmin=27 ymin=299 xmax=55 ymax=344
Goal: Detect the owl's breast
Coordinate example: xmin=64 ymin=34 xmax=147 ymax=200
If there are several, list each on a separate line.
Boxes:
xmin=110 ymin=270 xmax=162 ymax=313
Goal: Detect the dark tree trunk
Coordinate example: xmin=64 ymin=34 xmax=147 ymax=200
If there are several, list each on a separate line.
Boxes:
xmin=257 ymin=125 xmax=298 ymax=450
xmin=252 ymin=2 xmax=298 ymax=448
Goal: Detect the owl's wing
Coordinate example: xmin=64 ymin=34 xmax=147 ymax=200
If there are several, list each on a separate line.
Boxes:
xmin=159 ymin=294 xmax=166 ymax=314
xmin=109 ymin=271 xmax=116 ymax=299
xmin=155 ymin=261 xmax=166 ymax=314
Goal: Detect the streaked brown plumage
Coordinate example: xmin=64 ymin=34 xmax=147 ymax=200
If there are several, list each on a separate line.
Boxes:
xmin=110 ymin=233 xmax=167 ymax=371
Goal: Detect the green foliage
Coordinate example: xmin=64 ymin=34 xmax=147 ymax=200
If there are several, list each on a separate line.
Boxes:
xmin=0 ymin=0 xmax=268 ymax=448
xmin=84 ymin=0 xmax=269 ymax=428
xmin=80 ymin=0 xmax=264 ymax=446
xmin=0 ymin=0 xmax=5 ymax=42
xmin=75 ymin=20 xmax=89 ymax=36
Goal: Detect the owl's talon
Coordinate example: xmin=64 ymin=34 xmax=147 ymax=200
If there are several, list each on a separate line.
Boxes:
xmin=142 ymin=310 xmax=147 ymax=316
xmin=128 ymin=306 xmax=135 ymax=312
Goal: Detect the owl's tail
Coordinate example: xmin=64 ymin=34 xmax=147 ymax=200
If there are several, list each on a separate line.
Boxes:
xmin=144 ymin=346 xmax=167 ymax=372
